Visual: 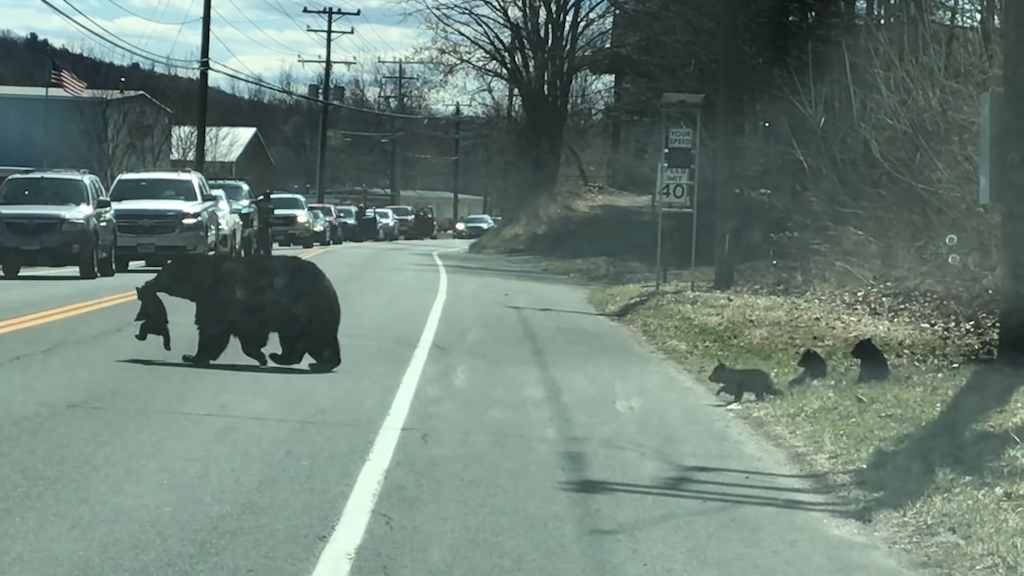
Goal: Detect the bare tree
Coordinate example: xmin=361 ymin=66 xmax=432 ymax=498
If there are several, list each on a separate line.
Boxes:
xmin=406 ymin=0 xmax=614 ymax=214
xmin=74 ymin=91 xmax=173 ymax=184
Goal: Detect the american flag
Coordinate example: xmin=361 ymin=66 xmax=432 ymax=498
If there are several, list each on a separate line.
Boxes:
xmin=50 ymin=58 xmax=87 ymax=97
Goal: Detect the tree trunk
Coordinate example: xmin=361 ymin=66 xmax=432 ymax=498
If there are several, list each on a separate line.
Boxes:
xmin=998 ymin=0 xmax=1024 ymax=363
xmin=509 ymin=93 xmax=567 ymax=217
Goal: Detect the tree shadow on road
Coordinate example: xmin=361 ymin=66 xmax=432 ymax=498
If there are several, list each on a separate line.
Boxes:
xmin=118 ymin=358 xmax=317 ymax=375
xmin=560 ymin=466 xmax=853 ymax=514
xmin=853 ymin=363 xmax=1024 ymax=520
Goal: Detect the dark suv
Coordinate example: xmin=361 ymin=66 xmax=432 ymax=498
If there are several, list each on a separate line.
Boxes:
xmin=0 ymin=169 xmax=117 ymax=279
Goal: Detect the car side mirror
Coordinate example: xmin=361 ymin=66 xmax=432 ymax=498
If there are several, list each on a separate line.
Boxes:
xmin=201 ymin=194 xmax=217 ymax=203
xmin=96 ymin=198 xmax=111 ymax=209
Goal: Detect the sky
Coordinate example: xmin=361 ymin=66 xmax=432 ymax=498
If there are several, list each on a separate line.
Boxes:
xmin=2 ymin=0 xmax=428 ymax=93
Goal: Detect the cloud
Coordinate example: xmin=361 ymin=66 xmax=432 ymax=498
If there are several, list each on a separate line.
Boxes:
xmin=0 ymin=0 xmax=428 ymax=88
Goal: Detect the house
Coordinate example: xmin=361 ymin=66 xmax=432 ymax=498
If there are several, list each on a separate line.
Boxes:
xmin=170 ymin=125 xmax=274 ymax=193
xmin=0 ymin=86 xmax=174 ymax=185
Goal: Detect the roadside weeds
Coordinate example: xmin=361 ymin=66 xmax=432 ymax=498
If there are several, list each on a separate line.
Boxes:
xmin=587 ymin=277 xmax=1024 ymax=575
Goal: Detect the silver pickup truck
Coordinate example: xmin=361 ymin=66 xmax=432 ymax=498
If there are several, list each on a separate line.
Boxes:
xmin=107 ymin=170 xmax=220 ymax=270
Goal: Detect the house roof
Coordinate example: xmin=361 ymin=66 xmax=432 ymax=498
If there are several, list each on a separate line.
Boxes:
xmin=0 ymin=85 xmax=172 ymax=114
xmin=170 ymin=125 xmax=274 ymax=165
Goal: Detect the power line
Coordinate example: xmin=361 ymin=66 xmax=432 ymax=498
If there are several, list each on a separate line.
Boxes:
xmin=54 ymin=0 xmax=196 ymax=65
xmin=38 ymin=0 xmax=198 ymax=71
xmin=210 ymin=64 xmax=445 ymax=119
xmin=301 ymin=5 xmax=360 ymax=203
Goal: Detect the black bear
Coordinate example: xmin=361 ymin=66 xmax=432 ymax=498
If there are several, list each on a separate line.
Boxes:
xmin=139 ymin=253 xmax=342 ymax=372
xmin=134 ymin=286 xmax=171 ymax=351
xmin=851 ymin=337 xmax=890 ymax=383
xmin=787 ymin=348 xmax=827 ymax=387
xmin=708 ymin=362 xmax=784 ymax=405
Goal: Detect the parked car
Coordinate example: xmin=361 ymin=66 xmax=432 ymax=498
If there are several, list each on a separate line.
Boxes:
xmin=335 ymin=205 xmax=357 ymax=241
xmin=370 ymin=207 xmax=400 ymax=241
xmin=209 ymin=189 xmax=243 ymax=256
xmin=268 ymin=193 xmax=315 ymax=248
xmin=0 ymin=169 xmax=117 ymax=279
xmin=385 ymin=204 xmax=415 ymax=238
xmin=308 ymin=203 xmax=342 ymax=244
xmin=107 ymin=170 xmax=219 ymax=270
xmin=309 ymin=210 xmax=331 ymax=246
xmin=454 ymin=214 xmax=497 ymax=239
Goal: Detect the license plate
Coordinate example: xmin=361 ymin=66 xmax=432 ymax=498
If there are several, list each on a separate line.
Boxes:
xmin=138 ymin=243 xmax=156 ymax=254
xmin=20 ymin=242 xmax=40 ymax=250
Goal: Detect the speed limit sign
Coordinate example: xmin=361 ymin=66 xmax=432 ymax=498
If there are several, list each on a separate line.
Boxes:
xmin=657 ymin=167 xmax=692 ymax=208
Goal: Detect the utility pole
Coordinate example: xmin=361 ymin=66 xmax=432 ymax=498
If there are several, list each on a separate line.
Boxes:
xmin=379 ymin=58 xmax=427 ymax=204
xmin=999 ymin=0 xmax=1024 ymax=362
xmin=301 ymin=6 xmax=359 ymax=204
xmin=713 ymin=0 xmax=738 ymax=290
xmin=193 ymin=0 xmax=213 ymax=173
xmin=453 ymin=102 xmax=461 ymax=221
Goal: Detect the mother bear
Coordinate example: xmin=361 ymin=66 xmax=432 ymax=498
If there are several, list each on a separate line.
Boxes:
xmin=139 ymin=253 xmax=342 ymax=372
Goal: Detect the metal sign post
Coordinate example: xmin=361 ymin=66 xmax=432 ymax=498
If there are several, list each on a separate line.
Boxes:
xmin=654 ymin=92 xmax=704 ymax=291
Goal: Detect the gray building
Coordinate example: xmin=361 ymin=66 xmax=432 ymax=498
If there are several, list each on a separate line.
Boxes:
xmin=0 ymin=86 xmax=174 ymax=185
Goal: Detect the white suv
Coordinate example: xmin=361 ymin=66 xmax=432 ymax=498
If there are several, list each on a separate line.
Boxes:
xmin=107 ymin=170 xmax=220 ymax=270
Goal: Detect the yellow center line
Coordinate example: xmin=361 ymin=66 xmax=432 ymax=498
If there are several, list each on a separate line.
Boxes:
xmin=0 ymin=248 xmax=333 ymax=336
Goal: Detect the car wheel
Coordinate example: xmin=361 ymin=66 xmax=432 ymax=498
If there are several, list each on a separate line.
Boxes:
xmin=2 ymin=262 xmax=21 ymax=279
xmin=115 ymin=257 xmax=130 ymax=273
xmin=79 ymin=243 xmax=99 ymax=279
xmin=98 ymin=242 xmax=116 ymax=277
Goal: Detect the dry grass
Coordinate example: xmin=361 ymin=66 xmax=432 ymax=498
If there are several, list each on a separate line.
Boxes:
xmin=588 ymin=278 xmax=1024 ymax=575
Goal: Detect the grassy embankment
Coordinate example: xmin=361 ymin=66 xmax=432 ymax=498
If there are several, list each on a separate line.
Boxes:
xmin=473 ymin=190 xmax=1024 ymax=575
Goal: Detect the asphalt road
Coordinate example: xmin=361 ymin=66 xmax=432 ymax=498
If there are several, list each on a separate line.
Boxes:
xmin=0 ymin=241 xmax=930 ymax=576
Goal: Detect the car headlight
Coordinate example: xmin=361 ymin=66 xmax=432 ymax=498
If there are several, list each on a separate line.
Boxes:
xmin=62 ymin=219 xmax=87 ymax=231
xmin=455 ymin=222 xmax=466 ymax=230
xmin=181 ymin=217 xmax=201 ymax=226
xmin=296 ymin=214 xmax=308 ymax=223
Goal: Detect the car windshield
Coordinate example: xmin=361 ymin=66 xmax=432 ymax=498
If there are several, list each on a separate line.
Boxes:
xmin=389 ymin=206 xmax=413 ymax=216
xmin=210 ymin=182 xmax=249 ymax=203
xmin=311 ymin=211 xmax=325 ymax=222
xmin=372 ymin=211 xmax=391 ymax=220
xmin=0 ymin=178 xmax=87 ymax=206
xmin=466 ymin=215 xmax=491 ymax=224
xmin=337 ymin=208 xmax=355 ymax=219
xmin=110 ymin=178 xmax=196 ymax=201
xmin=311 ymin=207 xmax=334 ymax=217
xmin=271 ymin=196 xmax=306 ymax=210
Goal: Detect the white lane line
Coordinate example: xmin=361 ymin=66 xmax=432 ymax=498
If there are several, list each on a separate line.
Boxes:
xmin=311 ymin=249 xmax=450 ymax=576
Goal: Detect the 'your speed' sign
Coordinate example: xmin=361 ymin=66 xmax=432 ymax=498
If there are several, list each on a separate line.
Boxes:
xmin=667 ymin=127 xmax=693 ymax=149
